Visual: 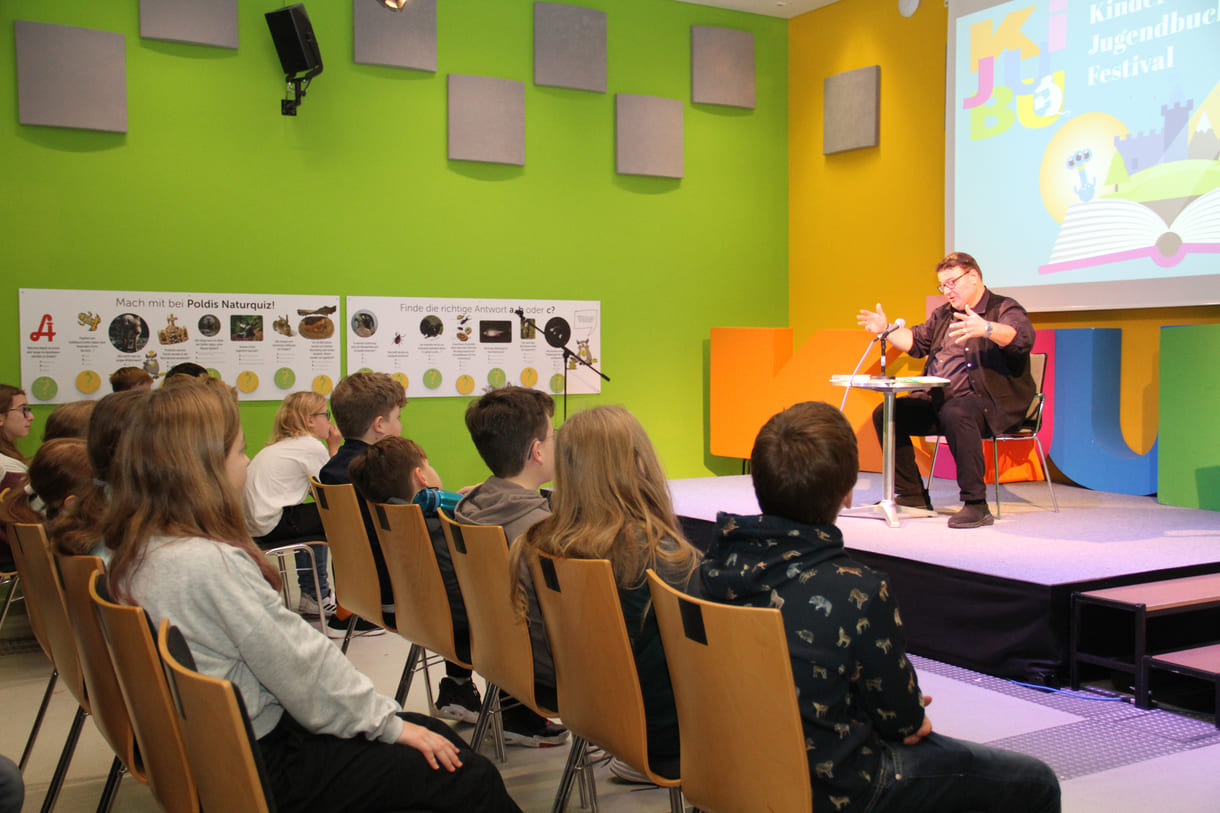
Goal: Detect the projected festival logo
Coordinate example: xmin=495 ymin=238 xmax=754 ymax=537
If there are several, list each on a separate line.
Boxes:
xmin=956 ymin=0 xmax=1219 ymax=288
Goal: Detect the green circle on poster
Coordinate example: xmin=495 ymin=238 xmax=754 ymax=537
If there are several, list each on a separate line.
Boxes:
xmin=207 ymin=368 xmax=221 ymax=380
xmin=358 ymin=367 xmax=373 ymax=374
xmin=549 ymin=374 xmax=565 ymax=394
xmin=274 ymin=368 xmax=296 ymax=389
xmin=31 ymin=376 xmax=57 ymax=401
xmin=488 ymin=368 xmax=507 ymax=389
xmin=423 ymin=368 xmax=443 ymax=390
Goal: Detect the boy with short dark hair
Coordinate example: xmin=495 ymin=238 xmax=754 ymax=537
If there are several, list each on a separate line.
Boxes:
xmin=454 ymin=386 xmax=567 ymax=747
xmin=349 ymin=437 xmax=480 ymax=724
xmin=456 ymin=386 xmax=556 ymax=542
xmin=318 ymin=371 xmax=407 ymax=638
xmin=701 ymin=401 xmax=1060 ymax=813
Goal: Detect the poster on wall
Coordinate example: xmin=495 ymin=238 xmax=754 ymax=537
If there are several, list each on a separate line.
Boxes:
xmin=344 ymin=296 xmax=603 ymax=397
xmin=18 ymin=288 xmax=342 ymax=403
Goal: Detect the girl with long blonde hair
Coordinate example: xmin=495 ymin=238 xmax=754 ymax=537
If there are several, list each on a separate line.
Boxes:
xmin=243 ymin=390 xmax=342 ymax=618
xmin=509 ymin=404 xmax=701 ymax=781
xmin=103 ymin=384 xmax=521 ymax=813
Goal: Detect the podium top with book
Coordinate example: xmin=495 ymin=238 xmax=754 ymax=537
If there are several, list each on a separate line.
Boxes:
xmin=831 ymin=374 xmax=949 ymax=527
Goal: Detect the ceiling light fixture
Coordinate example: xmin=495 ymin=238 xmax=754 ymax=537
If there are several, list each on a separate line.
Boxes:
xmin=381 ymin=0 xmax=409 ymax=9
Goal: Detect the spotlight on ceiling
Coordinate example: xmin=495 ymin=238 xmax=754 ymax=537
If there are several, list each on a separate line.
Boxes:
xmin=381 ymin=0 xmax=409 ymax=9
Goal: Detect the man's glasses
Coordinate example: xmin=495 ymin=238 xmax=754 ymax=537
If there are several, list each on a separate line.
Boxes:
xmin=937 ymin=270 xmax=973 ymax=294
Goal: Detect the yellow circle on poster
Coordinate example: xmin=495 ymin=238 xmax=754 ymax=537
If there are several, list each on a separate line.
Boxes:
xmin=520 ymin=367 xmax=538 ymax=388
xmin=75 ymin=370 xmax=101 ymax=395
xmin=456 ymin=374 xmax=475 ymax=395
xmin=313 ymin=375 xmax=334 ymax=396
xmin=236 ymin=371 xmax=259 ymax=394
xmin=391 ymin=372 xmax=409 ymax=391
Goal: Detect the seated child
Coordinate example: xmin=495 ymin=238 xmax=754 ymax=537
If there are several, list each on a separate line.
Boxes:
xmin=317 ymin=371 xmax=406 ymax=637
xmin=454 ymin=386 xmax=566 ymax=748
xmin=700 ymin=401 xmax=1061 ymax=813
xmin=244 ymin=392 xmax=341 ymax=617
xmin=349 ymin=436 xmax=480 ymax=723
xmin=508 ymin=405 xmax=701 ymax=783
xmin=103 ymin=384 xmax=523 ymax=813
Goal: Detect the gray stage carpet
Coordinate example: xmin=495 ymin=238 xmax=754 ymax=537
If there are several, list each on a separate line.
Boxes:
xmin=670 ymin=474 xmax=1220 ymax=585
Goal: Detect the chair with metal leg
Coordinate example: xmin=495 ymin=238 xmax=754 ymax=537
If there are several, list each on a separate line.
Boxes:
xmin=648 ymin=570 xmax=809 ymax=813
xmin=439 ymin=515 xmax=593 ymax=806
xmin=530 ymin=552 xmax=684 ymax=813
xmin=157 ymin=620 xmax=276 ymax=813
xmin=10 ymin=523 xmax=100 ymax=813
xmin=926 ymin=352 xmax=1057 ymax=518
xmin=90 ymin=572 xmax=199 ymax=813
xmin=311 ymin=479 xmax=429 ymax=707
xmin=370 ymin=501 xmax=466 ymax=717
xmin=56 ymin=553 xmax=143 ymax=812
xmin=260 ymin=539 xmax=328 ymax=634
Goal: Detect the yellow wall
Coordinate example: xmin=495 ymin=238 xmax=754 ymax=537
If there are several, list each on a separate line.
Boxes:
xmin=788 ymin=0 xmax=1219 ymax=455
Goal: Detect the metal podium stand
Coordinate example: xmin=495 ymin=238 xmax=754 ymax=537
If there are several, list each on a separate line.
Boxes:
xmin=832 ymin=376 xmax=948 ymax=528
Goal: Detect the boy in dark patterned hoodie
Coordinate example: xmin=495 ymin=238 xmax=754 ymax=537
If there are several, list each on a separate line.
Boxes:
xmin=701 ymin=401 xmax=1059 ymax=813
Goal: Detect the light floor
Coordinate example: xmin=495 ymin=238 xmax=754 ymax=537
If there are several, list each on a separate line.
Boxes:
xmin=3 ymin=602 xmax=1218 ymax=813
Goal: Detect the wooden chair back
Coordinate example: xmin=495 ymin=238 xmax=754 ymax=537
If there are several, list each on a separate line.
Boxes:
xmin=438 ymin=513 xmax=553 ymax=715
xmin=4 ymin=515 xmax=48 ymax=658
xmin=310 ymin=478 xmax=393 ymax=631
xmin=372 ymin=502 xmax=470 ymax=667
xmin=529 ymin=552 xmax=676 ymax=787
xmin=56 ymin=553 xmax=143 ymax=781
xmin=11 ymin=522 xmax=87 ymax=710
xmin=647 ymin=570 xmax=811 ymax=813
xmin=158 ymin=619 xmax=276 ymax=813
xmin=90 ymin=571 xmax=199 ymax=813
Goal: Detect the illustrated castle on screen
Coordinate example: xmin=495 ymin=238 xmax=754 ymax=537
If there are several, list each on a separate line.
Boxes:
xmin=1113 ymin=100 xmax=1220 ymax=174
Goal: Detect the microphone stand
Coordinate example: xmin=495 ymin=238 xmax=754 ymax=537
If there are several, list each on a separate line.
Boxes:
xmin=878 ymin=334 xmax=892 ymax=380
xmin=515 ymin=309 xmax=609 ymax=419
xmin=559 ymin=344 xmax=610 ymax=421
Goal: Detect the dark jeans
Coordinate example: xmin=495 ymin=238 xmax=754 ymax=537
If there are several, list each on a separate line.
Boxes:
xmin=865 ymin=732 xmax=1060 ymax=813
xmin=254 ymin=503 xmax=330 ymax=599
xmin=258 ymin=711 xmax=522 ymax=813
xmin=873 ymin=393 xmax=990 ymax=504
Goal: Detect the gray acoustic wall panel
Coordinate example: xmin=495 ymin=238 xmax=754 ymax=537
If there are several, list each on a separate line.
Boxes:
xmin=691 ymin=26 xmax=754 ymax=109
xmin=534 ymin=2 xmax=606 ymax=93
xmin=823 ymin=65 xmax=881 ymax=155
xmin=615 ymin=94 xmax=683 ymax=179
xmin=140 ymin=0 xmax=238 ymax=49
xmin=353 ymin=0 xmax=437 ymax=72
xmin=15 ymin=21 xmax=128 ymax=133
xmin=448 ymin=75 xmax=526 ymax=166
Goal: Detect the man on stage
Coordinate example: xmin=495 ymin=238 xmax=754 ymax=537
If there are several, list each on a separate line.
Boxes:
xmin=857 ymin=252 xmax=1036 ymax=529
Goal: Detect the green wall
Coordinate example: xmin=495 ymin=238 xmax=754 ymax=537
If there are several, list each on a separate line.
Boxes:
xmin=0 ymin=0 xmax=789 ymax=487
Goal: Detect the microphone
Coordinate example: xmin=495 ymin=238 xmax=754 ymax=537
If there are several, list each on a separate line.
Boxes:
xmin=877 ymin=318 xmax=905 ymax=341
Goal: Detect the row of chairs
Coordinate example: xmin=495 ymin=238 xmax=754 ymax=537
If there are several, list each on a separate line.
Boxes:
xmin=308 ymin=477 xmax=812 ymax=812
xmin=8 ymin=475 xmax=813 ymax=813
xmin=4 ymin=515 xmax=276 ymax=812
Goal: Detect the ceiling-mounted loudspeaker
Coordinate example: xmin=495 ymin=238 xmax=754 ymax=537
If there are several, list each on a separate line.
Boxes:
xmin=899 ymin=0 xmax=920 ymax=16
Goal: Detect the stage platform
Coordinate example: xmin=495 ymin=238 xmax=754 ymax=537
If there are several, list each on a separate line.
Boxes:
xmin=670 ymin=474 xmax=1220 ymax=684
